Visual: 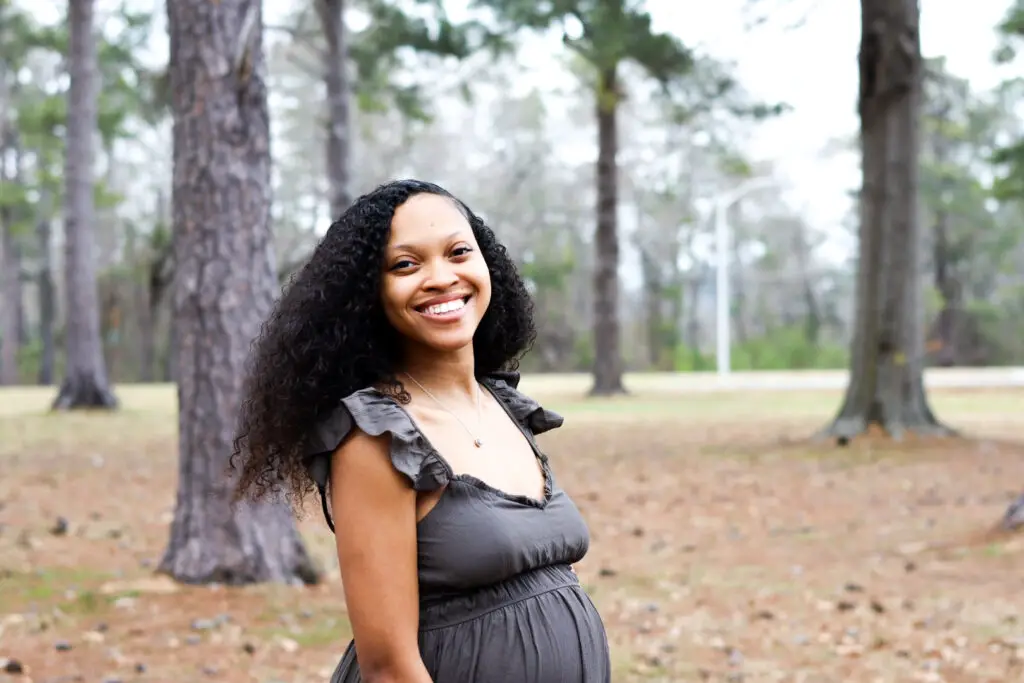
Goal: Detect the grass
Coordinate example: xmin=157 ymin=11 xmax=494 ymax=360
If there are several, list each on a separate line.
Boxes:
xmin=1 ymin=378 xmax=1023 ymax=681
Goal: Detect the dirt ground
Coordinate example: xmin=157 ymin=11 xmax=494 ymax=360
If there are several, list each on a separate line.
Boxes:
xmin=1 ymin=384 xmax=1023 ymax=683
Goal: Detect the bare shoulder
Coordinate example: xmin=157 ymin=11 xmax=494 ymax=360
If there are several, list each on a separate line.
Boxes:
xmin=331 ymin=428 xmax=412 ymax=497
xmin=328 ymin=429 xmax=429 ymax=679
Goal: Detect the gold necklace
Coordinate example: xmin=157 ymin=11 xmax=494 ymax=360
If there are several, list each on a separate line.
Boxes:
xmin=403 ymin=373 xmax=484 ymax=448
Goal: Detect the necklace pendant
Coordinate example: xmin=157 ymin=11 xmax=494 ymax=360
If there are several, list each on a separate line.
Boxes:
xmin=473 ymin=438 xmax=483 ymax=448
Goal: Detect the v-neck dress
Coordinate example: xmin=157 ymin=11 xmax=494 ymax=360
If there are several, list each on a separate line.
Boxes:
xmin=303 ymin=371 xmax=611 ymax=682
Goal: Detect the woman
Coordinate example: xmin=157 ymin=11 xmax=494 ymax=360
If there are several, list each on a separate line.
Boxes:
xmin=231 ymin=179 xmax=610 ymax=682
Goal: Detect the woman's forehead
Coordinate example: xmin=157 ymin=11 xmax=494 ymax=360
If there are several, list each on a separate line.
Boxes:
xmin=388 ymin=194 xmax=471 ymax=248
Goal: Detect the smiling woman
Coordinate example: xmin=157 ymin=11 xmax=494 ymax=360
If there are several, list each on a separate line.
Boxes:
xmin=229 ymin=179 xmax=611 ymax=682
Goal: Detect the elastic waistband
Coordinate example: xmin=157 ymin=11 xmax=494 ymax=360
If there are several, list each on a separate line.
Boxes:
xmin=419 ymin=564 xmax=579 ymax=632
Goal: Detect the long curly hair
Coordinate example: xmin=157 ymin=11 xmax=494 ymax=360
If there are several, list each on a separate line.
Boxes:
xmin=230 ymin=179 xmax=536 ymax=509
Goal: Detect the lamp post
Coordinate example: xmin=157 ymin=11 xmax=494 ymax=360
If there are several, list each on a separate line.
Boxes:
xmin=714 ymin=177 xmax=775 ymax=378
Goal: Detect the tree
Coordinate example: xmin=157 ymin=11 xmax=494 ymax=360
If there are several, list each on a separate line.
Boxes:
xmin=313 ymin=0 xmax=477 ymax=219
xmin=470 ymin=0 xmax=699 ymax=395
xmin=52 ymin=0 xmax=118 ymax=409
xmin=314 ymin=0 xmax=352 ymax=218
xmin=0 ymin=0 xmax=36 ymax=386
xmin=824 ymin=0 xmax=950 ymax=439
xmin=0 ymin=3 xmax=159 ymax=387
xmin=160 ymin=0 xmax=319 ymax=585
xmin=992 ymin=0 xmax=1024 ymax=201
xmin=918 ymin=58 xmax=1020 ymax=366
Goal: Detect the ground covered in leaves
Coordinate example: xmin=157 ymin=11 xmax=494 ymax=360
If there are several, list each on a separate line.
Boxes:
xmin=1 ymin=379 xmax=1023 ymax=683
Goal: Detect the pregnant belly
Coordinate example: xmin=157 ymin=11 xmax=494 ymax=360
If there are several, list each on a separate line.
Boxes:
xmin=418 ymin=565 xmax=610 ymax=683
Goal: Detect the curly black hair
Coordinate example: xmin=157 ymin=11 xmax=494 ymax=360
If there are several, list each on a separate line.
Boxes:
xmin=230 ymin=179 xmax=536 ymax=510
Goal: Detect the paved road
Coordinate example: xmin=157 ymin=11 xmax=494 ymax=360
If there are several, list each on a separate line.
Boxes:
xmin=518 ymin=367 xmax=1024 ymax=395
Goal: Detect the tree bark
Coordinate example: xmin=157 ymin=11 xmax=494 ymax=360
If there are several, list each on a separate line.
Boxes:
xmin=639 ymin=245 xmax=663 ymax=368
xmin=140 ymin=228 xmax=173 ymax=383
xmin=36 ymin=189 xmax=55 ymax=385
xmin=316 ymin=0 xmax=352 ymax=220
xmin=52 ymin=0 xmax=118 ymax=410
xmin=928 ymin=98 xmax=960 ymax=366
xmin=10 ymin=141 xmax=28 ymax=351
xmin=161 ymin=0 xmax=319 ymax=585
xmin=793 ymin=221 xmax=822 ymax=345
xmin=0 ymin=219 xmax=17 ymax=385
xmin=0 ymin=65 xmax=14 ymax=385
xmin=825 ymin=0 xmax=949 ymax=439
xmin=590 ymin=66 xmax=626 ymax=395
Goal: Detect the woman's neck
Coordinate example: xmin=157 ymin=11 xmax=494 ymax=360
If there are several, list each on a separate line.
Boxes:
xmin=399 ymin=348 xmax=478 ymax=401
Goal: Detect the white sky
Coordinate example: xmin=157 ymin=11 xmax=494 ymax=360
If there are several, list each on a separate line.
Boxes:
xmin=651 ymin=0 xmax=1017 ymax=238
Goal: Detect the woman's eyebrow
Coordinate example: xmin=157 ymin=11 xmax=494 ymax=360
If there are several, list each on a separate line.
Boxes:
xmin=390 ymin=230 xmax=466 ymax=252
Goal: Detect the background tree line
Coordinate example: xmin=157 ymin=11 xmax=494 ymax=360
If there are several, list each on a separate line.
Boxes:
xmin=1 ymin=0 xmax=1022 ymax=583
xmin=2 ymin=0 xmax=1021 ymax=395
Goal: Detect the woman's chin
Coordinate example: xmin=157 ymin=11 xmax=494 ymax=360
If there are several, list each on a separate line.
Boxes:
xmin=412 ymin=329 xmax=478 ymax=356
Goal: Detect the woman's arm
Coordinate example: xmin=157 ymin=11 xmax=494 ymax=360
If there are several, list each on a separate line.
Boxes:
xmin=330 ymin=430 xmax=433 ymax=683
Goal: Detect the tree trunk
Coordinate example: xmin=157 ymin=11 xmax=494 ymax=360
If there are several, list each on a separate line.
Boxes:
xmin=11 ymin=141 xmax=28 ymax=351
xmin=0 ymin=114 xmax=18 ymax=385
xmin=136 ymin=276 xmax=155 ymax=382
xmin=316 ymin=0 xmax=351 ymax=220
xmin=161 ymin=0 xmax=320 ymax=585
xmin=590 ymin=67 xmax=625 ymax=395
xmin=793 ymin=221 xmax=822 ymax=345
xmin=932 ymin=203 xmax=959 ymax=367
xmin=930 ymin=99 xmax=959 ymax=367
xmin=640 ymin=246 xmax=662 ymax=369
xmin=36 ymin=191 xmax=55 ymax=385
xmin=825 ymin=0 xmax=949 ymax=440
xmin=52 ymin=0 xmax=118 ymax=410
xmin=0 ymin=219 xmax=18 ymax=385
xmin=140 ymin=233 xmax=172 ymax=383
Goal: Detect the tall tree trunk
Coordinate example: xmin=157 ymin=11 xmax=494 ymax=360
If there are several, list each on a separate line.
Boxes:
xmin=825 ymin=0 xmax=949 ymax=439
xmin=932 ymin=202 xmax=959 ymax=366
xmin=139 ymin=241 xmax=172 ymax=383
xmin=0 ymin=66 xmax=13 ymax=385
xmin=930 ymin=100 xmax=959 ymax=366
xmin=0 ymin=114 xmax=17 ymax=384
xmin=590 ymin=67 xmax=625 ymax=395
xmin=14 ymin=240 xmax=26 ymax=347
xmin=0 ymin=219 xmax=17 ymax=385
xmin=793 ymin=222 xmax=822 ymax=345
xmin=640 ymin=246 xmax=663 ymax=369
xmin=136 ymin=274 xmax=154 ymax=382
xmin=36 ymin=190 xmax=55 ymax=385
xmin=11 ymin=141 xmax=27 ymax=350
xmin=161 ymin=0 xmax=319 ymax=585
xmin=52 ymin=0 xmax=117 ymax=410
xmin=316 ymin=0 xmax=351 ymax=220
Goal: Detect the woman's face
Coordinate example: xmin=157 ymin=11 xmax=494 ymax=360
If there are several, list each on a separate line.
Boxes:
xmin=381 ymin=193 xmax=492 ymax=357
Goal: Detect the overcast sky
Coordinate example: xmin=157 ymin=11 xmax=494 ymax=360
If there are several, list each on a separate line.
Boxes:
xmin=654 ymin=0 xmax=1016 ymax=236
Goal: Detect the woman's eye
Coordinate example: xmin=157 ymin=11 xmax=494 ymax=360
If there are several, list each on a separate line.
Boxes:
xmin=451 ymin=246 xmax=473 ymax=257
xmin=390 ymin=259 xmax=415 ymax=271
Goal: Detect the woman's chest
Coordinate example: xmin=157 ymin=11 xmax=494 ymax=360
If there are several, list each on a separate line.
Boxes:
xmin=409 ymin=401 xmax=545 ymax=501
xmin=415 ymin=485 xmax=591 ymax=593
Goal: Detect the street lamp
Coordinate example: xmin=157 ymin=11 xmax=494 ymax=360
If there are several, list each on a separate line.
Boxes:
xmin=714 ymin=177 xmax=775 ymax=378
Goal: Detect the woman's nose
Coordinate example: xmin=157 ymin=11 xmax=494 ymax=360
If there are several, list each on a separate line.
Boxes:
xmin=423 ymin=259 xmax=459 ymax=289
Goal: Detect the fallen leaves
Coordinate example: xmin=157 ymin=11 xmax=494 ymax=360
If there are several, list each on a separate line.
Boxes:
xmin=2 ymin=390 xmax=1024 ymax=681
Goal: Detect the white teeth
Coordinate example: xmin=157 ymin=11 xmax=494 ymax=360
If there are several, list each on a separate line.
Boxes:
xmin=425 ymin=299 xmax=465 ymax=316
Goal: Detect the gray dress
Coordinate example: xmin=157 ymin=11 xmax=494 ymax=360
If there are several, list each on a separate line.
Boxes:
xmin=304 ymin=371 xmax=611 ymax=682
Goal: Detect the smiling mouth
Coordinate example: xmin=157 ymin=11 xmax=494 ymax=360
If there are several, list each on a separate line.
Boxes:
xmin=415 ymin=295 xmax=471 ymax=317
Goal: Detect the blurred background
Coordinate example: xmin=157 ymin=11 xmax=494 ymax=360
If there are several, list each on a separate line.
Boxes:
xmin=1 ymin=0 xmax=1023 ymax=681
